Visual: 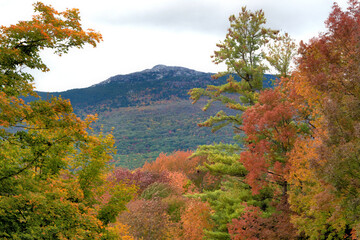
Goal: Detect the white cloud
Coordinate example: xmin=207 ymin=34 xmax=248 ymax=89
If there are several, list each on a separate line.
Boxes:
xmin=0 ymin=0 xmax=349 ymax=91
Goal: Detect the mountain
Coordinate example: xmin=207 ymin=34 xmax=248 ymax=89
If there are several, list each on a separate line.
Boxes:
xmin=36 ymin=65 xmax=220 ymax=110
xmin=36 ymin=65 xmax=274 ymax=111
xmin=34 ymin=65 xmax=276 ymax=168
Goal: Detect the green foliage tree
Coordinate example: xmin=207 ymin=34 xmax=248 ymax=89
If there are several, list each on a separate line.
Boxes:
xmin=264 ymin=32 xmax=297 ymax=78
xmin=188 ymin=6 xmax=297 ymax=183
xmin=0 ymin=2 xmax=135 ymax=239
xmin=192 ymin=143 xmax=246 ymax=178
xmin=191 ymin=179 xmax=274 ymax=240
xmin=188 ymin=6 xmax=298 ymax=240
xmin=189 ymin=6 xmax=279 ymax=133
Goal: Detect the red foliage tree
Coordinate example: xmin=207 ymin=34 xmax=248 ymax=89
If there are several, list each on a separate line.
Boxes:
xmin=240 ymin=88 xmax=298 ymax=195
xmin=228 ymin=87 xmax=301 ymax=239
xmin=228 ymin=195 xmax=297 ymax=240
xmin=284 ymin=0 xmax=360 ymax=237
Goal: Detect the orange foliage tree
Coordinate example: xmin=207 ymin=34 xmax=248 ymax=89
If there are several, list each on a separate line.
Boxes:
xmin=142 ymin=150 xmax=203 ymax=176
xmin=283 ymin=1 xmax=360 ymax=238
xmin=181 ymin=199 xmax=213 ymax=240
xmin=142 ymin=150 xmax=213 ymax=190
xmin=0 ymin=2 xmax=134 ymax=239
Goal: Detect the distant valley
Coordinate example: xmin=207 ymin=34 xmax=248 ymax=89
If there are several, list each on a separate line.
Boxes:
xmin=34 ymin=65 xmax=275 ymax=168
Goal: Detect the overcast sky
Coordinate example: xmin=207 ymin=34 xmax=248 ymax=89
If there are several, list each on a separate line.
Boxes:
xmin=0 ymin=0 xmax=348 ymax=92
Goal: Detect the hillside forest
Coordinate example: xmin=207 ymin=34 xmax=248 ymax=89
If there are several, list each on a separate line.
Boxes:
xmin=1 ymin=1 xmax=360 ymax=239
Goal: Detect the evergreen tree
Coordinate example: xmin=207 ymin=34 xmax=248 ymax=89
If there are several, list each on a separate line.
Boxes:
xmin=188 ymin=7 xmax=297 ymax=239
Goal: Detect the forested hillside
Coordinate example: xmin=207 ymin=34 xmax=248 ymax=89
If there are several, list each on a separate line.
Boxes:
xmin=32 ymin=66 xmax=275 ymax=168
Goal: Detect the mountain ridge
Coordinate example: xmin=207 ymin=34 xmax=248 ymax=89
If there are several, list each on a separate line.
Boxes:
xmin=35 ymin=65 xmax=275 ymax=111
xmin=92 ymin=65 xmax=209 ymax=86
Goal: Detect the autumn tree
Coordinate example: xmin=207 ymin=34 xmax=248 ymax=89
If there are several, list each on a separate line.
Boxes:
xmin=0 ymin=2 xmax=134 ymax=238
xmin=189 ymin=7 xmax=280 ymax=133
xmin=300 ymin=0 xmax=360 ymax=218
xmin=188 ymin=7 xmax=297 ymax=183
xmin=96 ymin=180 xmax=137 ymax=226
xmin=117 ymin=199 xmax=177 ymax=240
xmin=142 ymin=150 xmax=203 ymax=178
xmin=188 ymin=7 xmax=297 ymax=168
xmin=107 ymin=222 xmax=135 ymax=240
xmin=283 ymin=0 xmax=360 ymax=238
xmin=228 ymin=199 xmax=297 ymax=240
xmin=180 ymin=199 xmax=213 ymax=240
xmin=142 ymin=150 xmax=218 ymax=191
xmin=187 ymin=6 xmax=298 ymax=239
xmin=265 ymin=32 xmax=297 ymax=78
xmin=110 ymin=167 xmax=168 ymax=194
xmin=240 ymin=88 xmax=300 ymax=195
xmin=227 ymin=1 xmax=360 ymax=238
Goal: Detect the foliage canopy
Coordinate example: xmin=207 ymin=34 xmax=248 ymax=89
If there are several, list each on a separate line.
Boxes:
xmin=0 ymin=2 xmax=136 ymax=239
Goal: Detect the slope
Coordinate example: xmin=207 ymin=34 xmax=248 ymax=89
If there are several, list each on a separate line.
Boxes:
xmin=33 ymin=65 xmax=276 ymax=168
